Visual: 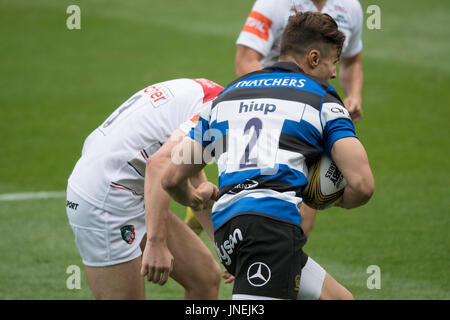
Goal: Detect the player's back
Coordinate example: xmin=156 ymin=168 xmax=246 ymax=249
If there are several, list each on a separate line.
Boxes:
xmin=198 ymin=62 xmax=355 ymax=230
xmin=69 ymin=78 xmax=223 ymax=214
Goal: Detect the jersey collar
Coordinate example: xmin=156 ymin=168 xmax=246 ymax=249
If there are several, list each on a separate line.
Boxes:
xmin=265 ymin=61 xmax=305 ymax=74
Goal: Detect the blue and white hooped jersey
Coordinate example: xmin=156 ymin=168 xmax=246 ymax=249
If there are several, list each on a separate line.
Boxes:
xmin=189 ymin=62 xmax=357 ymax=231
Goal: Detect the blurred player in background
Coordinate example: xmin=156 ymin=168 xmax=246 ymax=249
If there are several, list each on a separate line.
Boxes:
xmin=236 ymin=0 xmax=364 ymax=122
xmin=185 ymin=0 xmax=365 ymax=237
xmin=65 ymin=78 xmax=223 ymax=299
xmin=162 ymin=12 xmax=374 ymax=299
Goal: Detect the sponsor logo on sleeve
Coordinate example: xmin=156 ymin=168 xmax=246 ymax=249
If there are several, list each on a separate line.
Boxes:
xmin=242 ymin=11 xmax=273 ymax=41
xmin=143 ymin=85 xmax=172 ymax=108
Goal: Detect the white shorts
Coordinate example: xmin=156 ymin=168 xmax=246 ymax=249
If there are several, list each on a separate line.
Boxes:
xmin=297 ymin=256 xmax=326 ymax=300
xmin=66 ymin=185 xmax=146 ymax=267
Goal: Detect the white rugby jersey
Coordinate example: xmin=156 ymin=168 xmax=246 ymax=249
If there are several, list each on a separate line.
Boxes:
xmin=68 ymin=78 xmax=223 ymax=214
xmin=189 ymin=62 xmax=356 ymax=230
xmin=236 ymin=0 xmax=363 ymax=66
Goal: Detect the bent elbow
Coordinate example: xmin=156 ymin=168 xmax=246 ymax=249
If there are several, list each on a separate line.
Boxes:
xmin=356 ymin=177 xmax=375 ymax=205
xmin=160 ymin=172 xmax=176 ymax=193
xmin=146 ymin=155 xmax=175 ymax=192
xmin=360 ymin=185 xmax=374 ymax=206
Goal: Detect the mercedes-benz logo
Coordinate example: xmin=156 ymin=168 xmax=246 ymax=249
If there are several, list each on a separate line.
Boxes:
xmin=247 ymin=262 xmax=271 ymax=287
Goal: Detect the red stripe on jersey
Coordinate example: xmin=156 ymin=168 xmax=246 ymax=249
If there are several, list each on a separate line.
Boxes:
xmin=110 ymin=184 xmax=143 ymax=197
xmin=191 ymin=78 xmax=224 ymax=103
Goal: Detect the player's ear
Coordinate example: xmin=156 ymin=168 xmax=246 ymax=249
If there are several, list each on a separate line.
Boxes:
xmin=307 ymin=49 xmax=320 ymax=69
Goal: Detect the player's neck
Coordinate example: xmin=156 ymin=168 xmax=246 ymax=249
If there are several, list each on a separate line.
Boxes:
xmin=279 ymin=56 xmax=326 ymax=83
xmin=279 ymin=56 xmax=310 ymax=74
xmin=311 ymin=0 xmax=327 ymax=12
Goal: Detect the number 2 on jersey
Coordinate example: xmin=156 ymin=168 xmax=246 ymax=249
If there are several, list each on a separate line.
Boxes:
xmin=240 ymin=117 xmax=263 ymax=169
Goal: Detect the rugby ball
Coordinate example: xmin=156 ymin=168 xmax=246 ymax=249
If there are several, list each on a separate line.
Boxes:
xmin=302 ymin=154 xmax=346 ymax=210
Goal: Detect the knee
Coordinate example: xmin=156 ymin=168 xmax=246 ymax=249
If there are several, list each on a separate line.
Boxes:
xmin=188 ymin=258 xmax=221 ymax=298
xmin=330 ymin=286 xmax=353 ymax=300
xmin=341 ymin=288 xmax=354 ymax=300
xmin=200 ymin=258 xmax=222 ymax=290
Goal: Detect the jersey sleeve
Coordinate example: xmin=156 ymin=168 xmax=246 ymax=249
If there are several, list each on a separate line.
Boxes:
xmin=320 ymin=92 xmax=357 ymax=155
xmin=341 ymin=0 xmax=363 ymax=58
xmin=187 ymin=102 xmax=213 ymax=148
xmin=178 ymin=113 xmax=201 ymax=135
xmin=235 ymin=0 xmax=285 ymax=57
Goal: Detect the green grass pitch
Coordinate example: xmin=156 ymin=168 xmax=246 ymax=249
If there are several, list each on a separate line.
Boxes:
xmin=0 ymin=0 xmax=449 ymax=299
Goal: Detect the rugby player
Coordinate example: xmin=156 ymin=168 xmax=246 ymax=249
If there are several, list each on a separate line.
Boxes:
xmin=186 ymin=0 xmax=365 ymax=238
xmin=65 ymin=78 xmax=223 ymax=299
xmin=161 ymin=12 xmax=374 ymax=300
xmin=236 ymin=0 xmax=364 ymax=123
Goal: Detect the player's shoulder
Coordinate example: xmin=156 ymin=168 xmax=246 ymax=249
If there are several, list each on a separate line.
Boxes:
xmin=248 ymin=0 xmax=292 ymax=22
xmin=190 ymin=78 xmax=224 ymax=103
xmin=252 ymin=0 xmax=292 ymax=11
xmin=323 ymin=89 xmax=345 ymax=108
xmin=155 ymin=78 xmax=198 ymax=92
xmin=135 ymin=78 xmax=202 ymax=110
xmin=334 ymin=0 xmax=363 ymax=17
xmin=321 ymin=88 xmax=351 ymax=121
xmin=151 ymin=78 xmax=221 ymax=99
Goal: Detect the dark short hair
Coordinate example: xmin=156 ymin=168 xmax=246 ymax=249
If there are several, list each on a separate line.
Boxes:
xmin=280 ymin=11 xmax=345 ymax=59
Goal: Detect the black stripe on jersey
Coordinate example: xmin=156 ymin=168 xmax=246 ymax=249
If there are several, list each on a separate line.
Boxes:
xmin=212 ymin=87 xmax=323 ymax=110
xmin=218 ymin=179 xmax=305 ymax=199
xmin=127 ymin=161 xmax=144 ymax=178
xmin=142 ymin=149 xmax=150 ymax=159
xmin=324 ymin=90 xmax=345 ymax=106
xmin=278 ymin=133 xmax=322 ymax=168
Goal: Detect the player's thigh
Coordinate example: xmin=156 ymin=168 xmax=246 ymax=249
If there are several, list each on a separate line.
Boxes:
xmin=165 ymin=211 xmax=220 ymax=289
xmin=85 ymin=255 xmax=146 ymax=300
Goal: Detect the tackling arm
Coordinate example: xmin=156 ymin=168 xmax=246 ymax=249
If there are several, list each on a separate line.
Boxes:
xmin=140 ymin=130 xmax=188 ymax=285
xmin=161 ymin=137 xmax=218 ymax=210
xmin=188 ymin=170 xmax=215 ymax=241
